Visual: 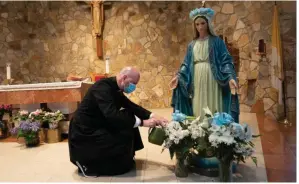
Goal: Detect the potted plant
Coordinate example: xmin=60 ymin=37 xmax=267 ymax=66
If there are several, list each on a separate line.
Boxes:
xmin=161 ymin=111 xmax=204 ymax=178
xmin=10 ymin=120 xmax=41 ymax=148
xmin=204 ymin=110 xmax=259 ymax=182
xmin=159 ymin=108 xmax=259 ymax=181
xmin=0 ymin=104 xmax=12 ymax=139
xmin=43 ymin=110 xmax=64 ymax=143
xmin=0 ymin=104 xmax=12 ymax=120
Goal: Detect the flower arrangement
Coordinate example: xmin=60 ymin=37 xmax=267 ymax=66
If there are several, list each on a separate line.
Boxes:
xmin=162 ymin=110 xmax=208 ymax=177
xmin=204 ymin=109 xmax=259 ymax=181
xmin=10 ymin=120 xmax=41 ymax=147
xmin=43 ymin=110 xmax=65 ymax=129
xmin=0 ymin=104 xmax=12 ymax=118
xmin=0 ymin=104 xmax=12 ymax=138
xmin=28 ymin=109 xmax=44 ymax=122
xmin=161 ymin=108 xmax=259 ymax=180
xmin=13 ymin=109 xmax=64 ymax=129
xmin=11 ymin=109 xmax=65 ymax=145
xmin=13 ymin=110 xmax=29 ymax=123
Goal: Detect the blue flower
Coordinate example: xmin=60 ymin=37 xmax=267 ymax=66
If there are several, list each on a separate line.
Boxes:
xmin=10 ymin=127 xmax=19 ymax=135
xmin=19 ymin=120 xmax=40 ymax=132
xmin=212 ymin=112 xmax=234 ymax=126
xmin=172 ymin=110 xmax=186 ymax=122
xmin=230 ymin=122 xmax=244 ymax=139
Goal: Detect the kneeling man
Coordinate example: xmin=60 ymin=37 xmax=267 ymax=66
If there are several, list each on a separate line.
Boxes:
xmin=68 ymin=67 xmax=168 ymax=177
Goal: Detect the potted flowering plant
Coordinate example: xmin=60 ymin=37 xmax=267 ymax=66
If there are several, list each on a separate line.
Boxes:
xmin=204 ymin=109 xmax=259 ymax=182
xmin=160 ymin=108 xmax=259 ymax=180
xmin=42 ymin=110 xmax=65 ymax=143
xmin=10 ymin=120 xmax=41 ymax=147
xmin=12 ymin=110 xmax=30 ymax=123
xmin=0 ymin=104 xmax=12 ymax=139
xmin=13 ymin=109 xmax=47 ymax=143
xmin=28 ymin=109 xmax=44 ymax=123
xmin=0 ymin=104 xmax=12 ymax=120
xmin=161 ymin=110 xmax=206 ymax=177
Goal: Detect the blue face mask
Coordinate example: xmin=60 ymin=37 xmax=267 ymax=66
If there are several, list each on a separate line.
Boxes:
xmin=124 ymin=83 xmax=136 ymax=94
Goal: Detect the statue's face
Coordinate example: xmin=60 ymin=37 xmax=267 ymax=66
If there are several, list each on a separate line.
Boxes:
xmin=194 ymin=17 xmax=208 ymax=34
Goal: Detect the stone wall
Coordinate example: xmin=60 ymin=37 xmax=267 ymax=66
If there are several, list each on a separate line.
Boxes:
xmin=0 ymin=1 xmax=296 ymax=120
xmin=280 ymin=1 xmax=296 ymax=122
xmin=0 ymin=1 xmax=96 ymax=83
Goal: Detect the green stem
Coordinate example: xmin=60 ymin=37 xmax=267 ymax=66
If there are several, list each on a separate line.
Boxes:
xmin=219 ymin=160 xmax=233 ymax=182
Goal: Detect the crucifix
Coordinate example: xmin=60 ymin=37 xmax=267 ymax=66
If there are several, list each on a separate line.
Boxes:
xmin=91 ymin=0 xmax=105 ymax=59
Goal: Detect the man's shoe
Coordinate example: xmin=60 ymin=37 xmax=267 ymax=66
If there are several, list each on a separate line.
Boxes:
xmin=76 ymin=161 xmax=98 ymax=178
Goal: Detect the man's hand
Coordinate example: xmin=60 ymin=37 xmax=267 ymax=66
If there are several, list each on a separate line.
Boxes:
xmin=142 ymin=118 xmax=158 ymax=128
xmin=151 ymin=114 xmax=169 ymax=127
xmin=229 ymin=79 xmax=238 ymax=95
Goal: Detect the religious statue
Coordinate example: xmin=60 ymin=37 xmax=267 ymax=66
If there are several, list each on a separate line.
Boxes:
xmin=169 ymin=7 xmax=240 ymax=176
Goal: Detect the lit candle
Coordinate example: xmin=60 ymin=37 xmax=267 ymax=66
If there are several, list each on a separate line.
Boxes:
xmin=6 ymin=63 xmax=11 ymax=80
xmin=105 ymin=56 xmax=110 ymax=74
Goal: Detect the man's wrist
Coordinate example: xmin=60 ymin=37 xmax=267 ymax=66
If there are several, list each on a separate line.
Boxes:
xmin=140 ymin=119 xmax=144 ymax=127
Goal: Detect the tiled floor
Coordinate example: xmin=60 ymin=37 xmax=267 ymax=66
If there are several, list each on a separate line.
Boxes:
xmin=0 ymin=108 xmax=294 ymax=182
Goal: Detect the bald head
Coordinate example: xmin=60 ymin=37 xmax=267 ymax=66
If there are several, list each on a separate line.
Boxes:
xmin=119 ymin=67 xmax=140 ymax=82
xmin=116 ymin=67 xmax=140 ymax=91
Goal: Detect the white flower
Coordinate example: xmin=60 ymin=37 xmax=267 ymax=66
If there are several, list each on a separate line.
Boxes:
xmin=200 ymin=118 xmax=210 ymax=129
xmin=20 ymin=110 xmax=28 ymax=115
xmin=191 ymin=116 xmax=201 ymax=124
xmin=182 ymin=130 xmax=189 ymax=137
xmin=188 ymin=122 xmax=206 ymax=139
xmin=209 ymin=124 xmax=220 ymax=132
xmin=222 ymin=129 xmax=231 ymax=137
xmin=203 ymin=107 xmax=213 ymax=117
xmin=209 ymin=131 xmax=235 ymax=147
xmin=220 ymin=135 xmax=235 ymax=145
xmin=169 ymin=134 xmax=175 ymax=140
xmin=164 ymin=121 xmax=189 ymax=145
xmin=208 ymin=133 xmax=219 ymax=144
xmin=163 ymin=139 xmax=172 ymax=149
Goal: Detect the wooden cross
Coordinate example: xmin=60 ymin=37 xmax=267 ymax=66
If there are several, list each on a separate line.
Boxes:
xmin=90 ymin=0 xmax=111 ymax=59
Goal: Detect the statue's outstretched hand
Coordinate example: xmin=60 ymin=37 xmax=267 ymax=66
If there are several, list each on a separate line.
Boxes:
xmin=169 ymin=76 xmax=178 ymax=90
xmin=229 ymin=79 xmax=238 ymax=95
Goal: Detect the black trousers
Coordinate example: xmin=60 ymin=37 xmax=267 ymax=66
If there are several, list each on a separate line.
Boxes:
xmin=77 ymin=154 xmax=135 ymax=176
xmin=76 ymin=139 xmax=136 ymax=176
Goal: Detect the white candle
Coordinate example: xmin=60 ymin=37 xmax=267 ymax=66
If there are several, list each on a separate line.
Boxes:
xmin=105 ymin=56 xmax=110 ymax=74
xmin=6 ymin=63 xmax=11 ymax=80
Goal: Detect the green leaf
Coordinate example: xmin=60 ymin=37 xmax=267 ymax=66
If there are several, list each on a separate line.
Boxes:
xmin=17 ymin=130 xmax=24 ymax=138
xmin=196 ymin=137 xmax=208 ymax=150
xmin=182 ymin=147 xmax=191 ymax=158
xmin=252 ymin=134 xmax=261 ymax=138
xmin=249 ymin=141 xmax=255 ymax=147
xmin=251 ymin=156 xmax=258 ymax=166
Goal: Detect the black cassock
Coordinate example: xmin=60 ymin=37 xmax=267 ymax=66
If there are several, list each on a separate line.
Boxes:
xmin=68 ymin=77 xmax=151 ymax=175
